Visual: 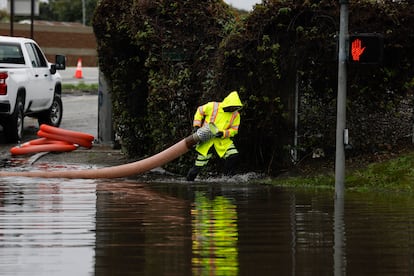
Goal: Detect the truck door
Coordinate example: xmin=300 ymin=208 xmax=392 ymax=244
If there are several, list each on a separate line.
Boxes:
xmin=24 ymin=42 xmax=54 ymax=111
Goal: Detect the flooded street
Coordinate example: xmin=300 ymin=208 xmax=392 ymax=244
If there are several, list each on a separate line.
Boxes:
xmin=0 ymin=91 xmax=411 ymax=274
xmin=1 ymin=173 xmax=414 ymax=275
xmin=0 ymin=176 xmax=96 ymax=275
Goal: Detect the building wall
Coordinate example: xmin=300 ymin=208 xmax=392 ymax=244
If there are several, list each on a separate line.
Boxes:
xmin=0 ymin=22 xmax=98 ymax=67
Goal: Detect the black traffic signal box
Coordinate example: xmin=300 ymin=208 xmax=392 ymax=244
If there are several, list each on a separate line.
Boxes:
xmin=348 ymin=33 xmax=383 ymax=64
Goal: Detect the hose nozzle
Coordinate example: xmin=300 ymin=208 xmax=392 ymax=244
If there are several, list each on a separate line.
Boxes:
xmin=192 ymin=123 xmax=218 ymax=143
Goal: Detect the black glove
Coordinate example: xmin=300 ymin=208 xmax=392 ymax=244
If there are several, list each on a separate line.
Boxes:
xmin=215 ymin=131 xmax=223 ymax=138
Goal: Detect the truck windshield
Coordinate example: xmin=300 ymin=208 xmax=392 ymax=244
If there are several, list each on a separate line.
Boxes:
xmin=0 ymin=43 xmax=25 ymax=64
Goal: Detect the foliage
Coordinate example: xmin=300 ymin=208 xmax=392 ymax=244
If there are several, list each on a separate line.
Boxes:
xmin=92 ymin=0 xmax=414 ymax=175
xmin=93 ymin=0 xmax=236 ymax=172
xmin=39 ymin=0 xmax=98 ymax=25
xmin=0 ymin=10 xmax=9 ymax=22
xmin=267 ymin=151 xmax=414 ymax=193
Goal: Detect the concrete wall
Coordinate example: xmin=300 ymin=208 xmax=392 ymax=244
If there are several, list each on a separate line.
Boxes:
xmin=0 ymin=22 xmax=98 ymax=67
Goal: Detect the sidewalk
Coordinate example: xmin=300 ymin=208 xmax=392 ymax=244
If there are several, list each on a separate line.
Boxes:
xmin=36 ymin=145 xmax=129 ymax=167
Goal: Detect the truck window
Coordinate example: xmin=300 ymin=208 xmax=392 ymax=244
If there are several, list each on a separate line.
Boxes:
xmin=25 ymin=43 xmax=48 ymax=68
xmin=0 ymin=43 xmax=25 ymax=64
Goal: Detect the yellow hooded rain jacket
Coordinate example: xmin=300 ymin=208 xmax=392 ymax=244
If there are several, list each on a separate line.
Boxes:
xmin=192 ymin=91 xmax=243 ymax=157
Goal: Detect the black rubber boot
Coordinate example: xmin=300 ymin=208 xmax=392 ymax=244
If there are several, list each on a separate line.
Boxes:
xmin=186 ymin=166 xmax=201 ymax=181
xmin=224 ymin=154 xmax=239 ymax=176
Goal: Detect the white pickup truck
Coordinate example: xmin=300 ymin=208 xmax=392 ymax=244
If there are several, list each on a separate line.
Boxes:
xmin=0 ymin=35 xmax=66 ymax=142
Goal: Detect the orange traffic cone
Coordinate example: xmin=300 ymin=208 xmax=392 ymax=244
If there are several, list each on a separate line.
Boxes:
xmin=74 ymin=58 xmax=83 ymax=79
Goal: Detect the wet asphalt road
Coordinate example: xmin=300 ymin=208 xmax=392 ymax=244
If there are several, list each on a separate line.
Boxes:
xmin=0 ymin=93 xmax=99 ymax=156
xmin=59 ymin=93 xmax=98 ymax=137
xmin=26 ymin=93 xmax=98 ymax=139
xmin=60 ymin=67 xmax=99 ymax=85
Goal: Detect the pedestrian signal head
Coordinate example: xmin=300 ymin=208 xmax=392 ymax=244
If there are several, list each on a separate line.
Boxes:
xmin=348 ymin=33 xmax=383 ymax=64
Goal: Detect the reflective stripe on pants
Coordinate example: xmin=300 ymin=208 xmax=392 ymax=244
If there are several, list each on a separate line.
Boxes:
xmin=194 ymin=143 xmax=239 ymax=167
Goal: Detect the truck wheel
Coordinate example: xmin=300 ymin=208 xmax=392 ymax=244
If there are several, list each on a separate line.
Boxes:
xmin=4 ymin=96 xmax=24 ymax=143
xmin=38 ymin=95 xmax=63 ymax=127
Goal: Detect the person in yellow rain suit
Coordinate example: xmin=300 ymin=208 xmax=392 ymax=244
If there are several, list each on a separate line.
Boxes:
xmin=186 ymin=91 xmax=243 ymax=181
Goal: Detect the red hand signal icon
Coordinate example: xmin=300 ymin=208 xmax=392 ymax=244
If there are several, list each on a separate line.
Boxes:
xmin=351 ymin=38 xmax=366 ymax=61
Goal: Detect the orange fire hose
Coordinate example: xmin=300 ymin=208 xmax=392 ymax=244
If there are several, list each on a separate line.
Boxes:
xmin=0 ymin=134 xmax=200 ymax=179
xmin=10 ymin=143 xmax=77 ymax=155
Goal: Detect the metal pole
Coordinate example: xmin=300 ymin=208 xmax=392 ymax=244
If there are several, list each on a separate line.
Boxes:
xmin=10 ymin=0 xmax=14 ymax=36
xmin=98 ymin=70 xmax=114 ymax=145
xmin=82 ymin=0 xmax=86 ymax=26
xmin=335 ymin=0 xmax=349 ymax=198
xmin=30 ymin=0 xmax=34 ymax=38
xmin=292 ymin=71 xmax=299 ymax=163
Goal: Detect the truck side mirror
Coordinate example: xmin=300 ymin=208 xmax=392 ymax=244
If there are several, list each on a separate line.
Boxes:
xmin=50 ymin=64 xmax=57 ymax=75
xmin=55 ymin=55 xmax=66 ymax=70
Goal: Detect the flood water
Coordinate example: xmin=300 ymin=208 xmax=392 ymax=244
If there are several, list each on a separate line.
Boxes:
xmin=1 ymin=171 xmax=414 ymax=275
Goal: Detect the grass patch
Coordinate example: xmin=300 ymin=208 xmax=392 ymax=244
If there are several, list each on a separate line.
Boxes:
xmin=346 ymin=153 xmax=414 ymax=193
xmin=262 ymin=174 xmax=335 ymax=190
xmin=264 ymin=151 xmax=414 ymax=193
xmin=62 ymin=83 xmax=98 ymax=93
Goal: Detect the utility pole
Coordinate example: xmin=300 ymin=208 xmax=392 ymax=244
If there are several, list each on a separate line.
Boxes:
xmin=30 ymin=0 xmax=34 ymax=38
xmin=82 ymin=0 xmax=86 ymax=25
xmin=10 ymin=0 xmax=14 ymax=36
xmin=335 ymin=0 xmax=349 ymax=199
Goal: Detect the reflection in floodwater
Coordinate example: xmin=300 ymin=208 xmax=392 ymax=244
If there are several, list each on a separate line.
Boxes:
xmin=1 ymin=175 xmax=414 ymax=275
xmin=191 ymin=192 xmax=238 ymax=275
xmin=334 ymin=195 xmax=346 ymax=276
xmin=94 ymin=181 xmax=191 ymax=275
xmin=0 ymin=177 xmax=96 ymax=275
